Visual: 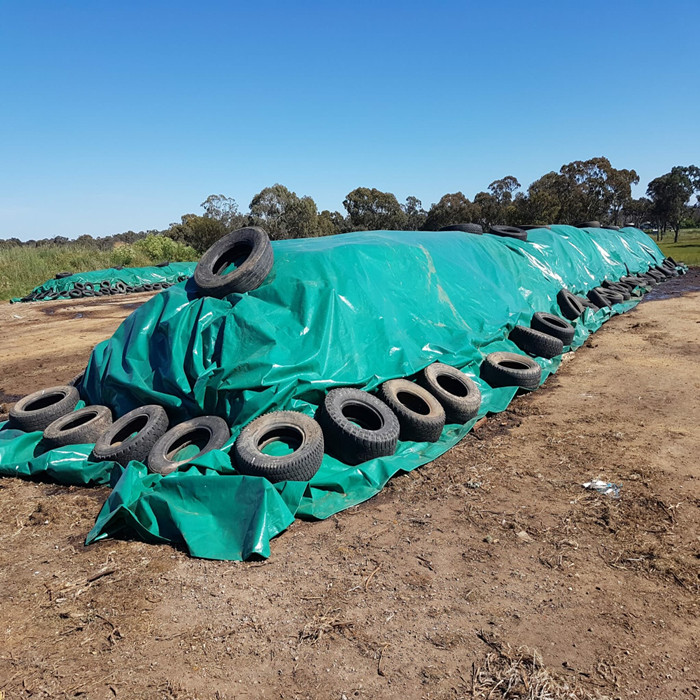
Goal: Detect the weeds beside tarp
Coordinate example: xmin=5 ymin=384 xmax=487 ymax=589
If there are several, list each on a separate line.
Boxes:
xmin=10 ymin=262 xmax=197 ymax=302
xmin=0 ymin=226 xmax=668 ymax=560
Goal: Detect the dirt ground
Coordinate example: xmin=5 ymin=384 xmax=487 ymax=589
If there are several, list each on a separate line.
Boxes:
xmin=0 ymin=274 xmax=698 ymax=700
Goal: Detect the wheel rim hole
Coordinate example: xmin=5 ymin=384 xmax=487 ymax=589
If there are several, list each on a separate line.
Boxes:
xmin=258 ymin=426 xmax=303 ymax=456
xmin=500 ymin=360 xmax=529 ymax=370
xmin=26 ymin=393 xmax=64 ymax=411
xmin=436 ymin=374 xmax=468 ymax=397
xmin=213 ymin=242 xmax=253 ymax=276
xmin=111 ymin=414 xmax=149 ymax=446
xmin=342 ymin=402 xmax=383 ymax=431
xmin=61 ymin=411 xmax=97 ymax=431
xmin=397 ymin=391 xmax=430 ymax=415
xmin=166 ymin=427 xmax=210 ymax=462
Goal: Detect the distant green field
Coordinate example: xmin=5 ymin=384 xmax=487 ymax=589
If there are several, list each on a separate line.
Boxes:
xmin=651 ymin=229 xmax=700 ymax=266
xmin=0 ymin=236 xmax=198 ymax=301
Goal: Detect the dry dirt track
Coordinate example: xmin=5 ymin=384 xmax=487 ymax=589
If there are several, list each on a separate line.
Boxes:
xmin=0 ymin=275 xmax=699 ymax=700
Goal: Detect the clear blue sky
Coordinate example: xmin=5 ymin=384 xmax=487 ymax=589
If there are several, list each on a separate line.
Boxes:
xmin=1 ymin=0 xmax=698 ymax=240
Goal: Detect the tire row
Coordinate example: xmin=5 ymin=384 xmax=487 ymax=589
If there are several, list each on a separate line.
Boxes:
xmin=7 ymin=228 xmax=683 ymax=487
xmin=19 ymin=274 xmax=190 ymax=302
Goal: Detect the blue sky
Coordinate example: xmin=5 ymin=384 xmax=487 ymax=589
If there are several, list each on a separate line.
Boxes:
xmin=1 ymin=0 xmax=698 ymax=240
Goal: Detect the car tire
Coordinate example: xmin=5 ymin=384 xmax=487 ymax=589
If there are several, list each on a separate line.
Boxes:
xmin=194 ymin=226 xmax=274 ymax=298
xmin=9 ymin=385 xmax=80 ymax=433
xmin=417 ymin=362 xmax=481 ymax=424
xmin=557 ymin=289 xmax=585 ymax=320
xmin=91 ymin=405 xmax=169 ymax=467
xmin=377 ymin=379 xmax=445 ymax=442
xmin=509 ymin=325 xmax=564 ymax=359
xmin=234 ymin=411 xmax=324 ymax=483
xmin=316 ymin=388 xmax=399 ymax=465
xmin=488 ymin=225 xmax=528 ymax=241
xmin=43 ymin=405 xmax=113 ymax=448
xmin=147 ymin=416 xmax=230 ymax=476
xmin=481 ymin=352 xmax=542 ymax=390
xmin=531 ymin=312 xmax=575 ymax=345
xmin=438 ymin=223 xmax=483 ymax=234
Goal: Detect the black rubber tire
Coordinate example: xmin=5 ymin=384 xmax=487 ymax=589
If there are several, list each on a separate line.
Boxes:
xmin=509 ymin=325 xmax=564 ymax=359
xmin=640 ymin=273 xmax=659 ymax=285
xmin=557 ymin=289 xmax=585 ymax=320
xmin=44 ymin=291 xmax=58 ymax=301
xmin=69 ymin=289 xmax=83 ymax=299
xmin=67 ymin=370 xmax=85 ymax=388
xmin=83 ymin=282 xmax=95 ymax=292
xmin=576 ymin=221 xmax=601 ymax=228
xmin=518 ymin=224 xmax=551 ymax=230
xmin=654 ymin=265 xmax=673 ymax=279
xmin=530 ymin=312 xmax=575 ymax=345
xmin=151 ymin=283 xmax=163 ymax=290
xmin=377 ymin=379 xmax=445 ymax=442
xmin=601 ymin=281 xmax=631 ymax=300
xmin=115 ymin=281 xmax=127 ymax=293
xmin=588 ymin=287 xmax=612 ymax=307
xmin=234 ymin=411 xmax=324 ymax=483
xmin=601 ymin=289 xmax=624 ymax=305
xmin=142 ymin=283 xmax=154 ymax=292
xmin=315 ymin=388 xmax=399 ymax=466
xmin=194 ymin=227 xmax=274 ymax=298
xmin=147 ymin=416 xmax=230 ymax=476
xmin=9 ymin=385 xmax=80 ymax=433
xmin=82 ymin=290 xmax=94 ymax=297
xmin=488 ymin=225 xmax=528 ymax=241
xmin=114 ymin=265 xmax=124 ymax=271
xmin=43 ymin=405 xmax=113 ymax=448
xmin=156 ymin=261 xmax=170 ymax=268
xmin=580 ymin=296 xmax=600 ymax=312
xmin=480 ymin=352 xmax=542 ymax=390
xmin=55 ymin=272 xmax=72 ymax=279
xmin=605 ymin=225 xmax=621 ymax=231
xmin=109 ymin=288 xmax=119 ymax=295
xmin=134 ymin=285 xmax=145 ymax=293
xmin=74 ymin=282 xmax=86 ymax=291
xmin=91 ymin=405 xmax=169 ymax=467
xmin=100 ymin=280 xmax=111 ymax=289
xmin=438 ymin=223 xmax=483 ymax=234
xmin=125 ymin=285 xmax=135 ymax=293
xmin=417 ymin=362 xmax=481 ymax=424
xmin=666 ymin=256 xmax=678 ymax=267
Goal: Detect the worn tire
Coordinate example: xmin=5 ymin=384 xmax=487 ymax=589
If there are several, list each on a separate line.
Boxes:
xmin=518 ymin=224 xmax=551 ymax=230
xmin=234 ymin=411 xmax=324 ymax=482
xmin=417 ymin=362 xmax=481 ymax=424
xmin=9 ymin=385 xmax=80 ymax=433
xmin=601 ymin=289 xmax=624 ymax=305
xmin=509 ymin=325 xmax=564 ymax=359
xmin=576 ymin=221 xmax=601 ymax=228
xmin=43 ymin=405 xmax=113 ymax=448
xmin=55 ymin=271 xmax=72 ymax=279
xmin=438 ymin=223 xmax=483 ymax=234
xmin=194 ymin=227 xmax=274 ymax=298
xmin=69 ymin=289 xmax=83 ymax=298
xmin=488 ymin=225 xmax=528 ymax=241
xmin=557 ymin=288 xmax=585 ymax=320
xmin=378 ymin=379 xmax=445 ymax=442
xmin=481 ymin=352 xmax=542 ymax=390
xmin=91 ymin=405 xmax=169 ymax=466
xmin=316 ymin=388 xmax=399 ymax=465
xmin=531 ymin=312 xmax=575 ymax=345
xmin=147 ymin=416 xmax=230 ymax=475
xmin=601 ymin=281 xmax=631 ymax=300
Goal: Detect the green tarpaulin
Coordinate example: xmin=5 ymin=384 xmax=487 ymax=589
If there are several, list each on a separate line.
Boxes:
xmin=0 ymin=226 xmax=668 ymax=560
xmin=10 ymin=262 xmax=196 ymax=302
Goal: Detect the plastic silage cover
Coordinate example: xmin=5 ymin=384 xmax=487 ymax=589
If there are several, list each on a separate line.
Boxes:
xmin=0 ymin=226 xmax=666 ymax=560
xmin=10 ymin=262 xmax=197 ymax=302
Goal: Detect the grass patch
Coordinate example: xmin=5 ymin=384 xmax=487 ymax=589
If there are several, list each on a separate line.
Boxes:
xmin=648 ymin=228 xmax=700 ymax=266
xmin=0 ymin=237 xmax=198 ymax=301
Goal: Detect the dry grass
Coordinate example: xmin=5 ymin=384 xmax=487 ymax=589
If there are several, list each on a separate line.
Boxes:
xmin=471 ymin=632 xmax=612 ymax=700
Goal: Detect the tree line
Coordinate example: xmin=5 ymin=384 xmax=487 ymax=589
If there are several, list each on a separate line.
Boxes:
xmin=2 ymin=157 xmax=698 ymax=252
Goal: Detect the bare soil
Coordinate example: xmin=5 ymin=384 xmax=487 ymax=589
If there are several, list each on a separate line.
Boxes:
xmin=0 ymin=275 xmax=699 ymax=699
